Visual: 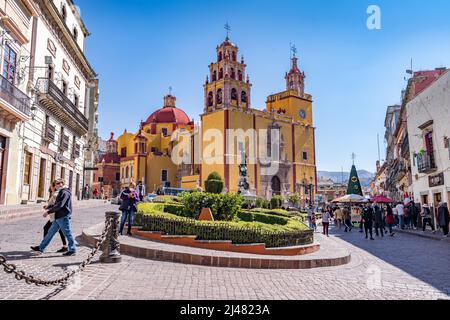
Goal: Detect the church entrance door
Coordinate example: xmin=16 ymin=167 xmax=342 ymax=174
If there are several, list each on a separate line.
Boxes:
xmin=271 ymin=176 xmax=281 ymax=196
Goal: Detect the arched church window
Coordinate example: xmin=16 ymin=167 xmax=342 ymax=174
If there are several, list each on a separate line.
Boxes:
xmin=231 ymin=88 xmax=237 ymax=101
xmin=219 ymin=68 xmax=223 ymax=79
xmin=218 ymin=51 xmax=223 ymax=62
xmin=208 ymin=92 xmax=214 ymax=107
xmin=212 ymin=71 xmax=217 ymax=82
xmin=241 ymin=91 xmax=247 ymax=103
xmin=126 ymin=166 xmax=129 ymax=178
xmin=238 ymin=70 xmax=243 ymax=81
xmin=216 ymin=89 xmax=223 ymax=105
xmin=231 ymin=68 xmax=236 ymax=79
xmin=232 ymin=51 xmax=237 ymax=62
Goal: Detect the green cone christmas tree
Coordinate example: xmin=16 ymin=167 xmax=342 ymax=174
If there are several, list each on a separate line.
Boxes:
xmin=347 ymin=165 xmax=363 ymax=196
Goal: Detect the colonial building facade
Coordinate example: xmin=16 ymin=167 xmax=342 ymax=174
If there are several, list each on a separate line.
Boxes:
xmin=0 ymin=0 xmax=98 ymax=205
xmin=0 ymin=0 xmax=34 ymax=205
xmin=117 ymin=36 xmax=317 ymax=201
xmin=407 ymin=69 xmax=450 ymax=215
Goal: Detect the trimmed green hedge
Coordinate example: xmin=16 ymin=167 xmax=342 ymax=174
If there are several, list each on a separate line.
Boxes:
xmin=134 ymin=213 xmax=313 ymax=248
xmin=135 ymin=203 xmax=313 ymax=247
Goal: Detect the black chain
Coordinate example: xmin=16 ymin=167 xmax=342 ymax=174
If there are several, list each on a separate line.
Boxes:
xmin=0 ymin=218 xmax=113 ymax=287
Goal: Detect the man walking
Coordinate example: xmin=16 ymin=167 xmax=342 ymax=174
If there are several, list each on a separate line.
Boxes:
xmin=374 ymin=204 xmax=384 ymax=237
xmin=137 ymin=181 xmax=145 ymax=202
xmin=396 ymin=202 xmax=405 ymax=230
xmin=362 ymin=204 xmax=375 ymax=240
xmin=31 ymin=179 xmax=77 ymax=256
xmin=437 ymin=202 xmax=450 ymax=237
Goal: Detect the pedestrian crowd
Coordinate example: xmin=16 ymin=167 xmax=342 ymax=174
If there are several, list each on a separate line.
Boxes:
xmin=307 ymin=199 xmax=450 ymax=240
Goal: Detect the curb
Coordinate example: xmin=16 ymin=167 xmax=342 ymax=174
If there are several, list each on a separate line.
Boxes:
xmin=394 ymin=229 xmax=450 ymax=243
xmin=82 ymin=225 xmax=352 ymax=270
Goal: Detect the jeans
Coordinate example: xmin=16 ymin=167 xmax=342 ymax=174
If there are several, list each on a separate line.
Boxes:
xmin=375 ymin=223 xmax=384 ymax=237
xmin=39 ymin=215 xmax=76 ymax=253
xmin=399 ymin=215 xmax=405 ymax=229
xmin=120 ymin=209 xmax=135 ymax=235
xmin=44 ymin=220 xmax=67 ymax=246
xmin=387 ymin=223 xmax=394 ymax=234
xmin=323 ymin=222 xmax=330 ymax=236
xmin=344 ymin=219 xmax=352 ymax=232
xmin=365 ymin=223 xmax=373 ymax=239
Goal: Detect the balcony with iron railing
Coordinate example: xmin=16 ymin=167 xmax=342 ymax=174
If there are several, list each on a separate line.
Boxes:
xmin=36 ymin=78 xmax=88 ymax=136
xmin=417 ymin=152 xmax=437 ymax=174
xmin=0 ymin=74 xmax=31 ymax=122
xmin=401 ymin=135 xmax=410 ymax=159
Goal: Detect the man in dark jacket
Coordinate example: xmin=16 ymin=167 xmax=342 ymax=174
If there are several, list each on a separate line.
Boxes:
xmin=438 ymin=203 xmax=450 ymax=237
xmin=362 ymin=204 xmax=375 ymax=240
xmin=373 ymin=204 xmax=384 ymax=237
xmin=31 ymin=179 xmax=77 ymax=256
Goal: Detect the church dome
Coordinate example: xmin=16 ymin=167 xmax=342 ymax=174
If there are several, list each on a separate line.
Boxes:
xmin=145 ymin=95 xmax=191 ymax=125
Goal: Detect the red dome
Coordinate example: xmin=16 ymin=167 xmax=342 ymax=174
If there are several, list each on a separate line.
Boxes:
xmin=145 ymin=107 xmax=191 ymax=125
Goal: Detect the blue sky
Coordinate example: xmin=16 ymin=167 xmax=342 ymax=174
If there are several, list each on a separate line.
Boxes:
xmin=75 ymin=0 xmax=450 ymax=172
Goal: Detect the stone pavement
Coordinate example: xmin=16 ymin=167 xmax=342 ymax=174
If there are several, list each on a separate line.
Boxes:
xmin=1 ymin=206 xmax=449 ymax=300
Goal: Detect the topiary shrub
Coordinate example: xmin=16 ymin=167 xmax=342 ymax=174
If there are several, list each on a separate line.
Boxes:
xmin=179 ymin=191 xmax=243 ymax=221
xmin=271 ymin=195 xmax=283 ymax=209
xmin=205 ymin=172 xmax=224 ymax=194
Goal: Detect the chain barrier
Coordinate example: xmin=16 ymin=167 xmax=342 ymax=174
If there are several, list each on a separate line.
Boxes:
xmin=0 ymin=217 xmax=113 ymax=287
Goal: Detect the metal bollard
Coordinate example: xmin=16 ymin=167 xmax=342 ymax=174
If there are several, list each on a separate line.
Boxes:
xmin=100 ymin=212 xmax=122 ymax=263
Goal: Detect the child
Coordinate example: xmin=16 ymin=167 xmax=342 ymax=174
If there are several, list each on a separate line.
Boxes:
xmin=311 ymin=214 xmax=317 ymax=232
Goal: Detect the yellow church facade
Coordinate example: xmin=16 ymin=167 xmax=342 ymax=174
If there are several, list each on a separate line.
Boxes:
xmin=116 ymin=36 xmax=317 ymax=202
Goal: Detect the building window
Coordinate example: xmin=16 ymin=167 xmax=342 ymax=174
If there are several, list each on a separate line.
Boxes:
xmin=116 ymin=172 xmax=120 ymax=181
xmin=120 ymin=147 xmax=127 ymax=158
xmin=231 ymin=88 xmax=237 ymax=101
xmin=161 ymin=128 xmax=168 ymax=137
xmin=23 ymin=152 xmax=32 ymax=185
xmin=241 ymin=91 xmax=247 ymax=103
xmin=161 ymin=170 xmax=168 ymax=182
xmin=216 ymin=89 xmax=223 ymax=105
xmin=47 ymin=65 xmax=54 ymax=81
xmin=207 ymin=92 xmax=213 ymax=107
xmin=303 ymin=151 xmax=308 ymax=161
xmin=73 ymin=27 xmax=78 ymax=41
xmin=61 ymin=4 xmax=67 ymax=22
xmin=238 ymin=70 xmax=243 ymax=81
xmin=3 ymin=45 xmax=17 ymax=83
xmin=61 ymin=167 xmax=65 ymax=180
xmin=74 ymin=95 xmax=79 ymax=107
xmin=62 ymin=81 xmax=68 ymax=95
xmin=125 ymin=166 xmax=129 ymax=178
xmin=219 ymin=68 xmax=223 ymax=79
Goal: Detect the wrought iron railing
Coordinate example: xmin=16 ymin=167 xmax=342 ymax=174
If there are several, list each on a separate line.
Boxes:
xmin=417 ymin=153 xmax=437 ymax=173
xmin=36 ymin=78 xmax=88 ymax=131
xmin=0 ymin=75 xmax=31 ymax=116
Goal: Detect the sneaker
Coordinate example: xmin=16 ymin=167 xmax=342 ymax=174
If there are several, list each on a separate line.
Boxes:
xmin=63 ymin=251 xmax=76 ymax=257
xmin=57 ymin=246 xmax=69 ymax=253
xmin=370 ymin=238 xmax=375 ymax=241
xmin=30 ymin=246 xmax=43 ymax=254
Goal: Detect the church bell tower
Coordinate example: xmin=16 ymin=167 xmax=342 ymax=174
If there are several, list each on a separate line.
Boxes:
xmin=204 ymin=26 xmax=252 ymax=113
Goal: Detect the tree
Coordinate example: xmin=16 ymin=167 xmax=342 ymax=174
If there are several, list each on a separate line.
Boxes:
xmin=205 ymin=172 xmax=224 ymax=194
xmin=347 ymin=165 xmax=363 ymax=196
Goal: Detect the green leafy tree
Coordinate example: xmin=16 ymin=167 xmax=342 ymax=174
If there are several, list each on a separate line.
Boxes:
xmin=288 ymin=193 xmax=300 ymax=207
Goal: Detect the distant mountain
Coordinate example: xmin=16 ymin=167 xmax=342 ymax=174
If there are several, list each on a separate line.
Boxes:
xmin=317 ymin=170 xmax=375 ymax=187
